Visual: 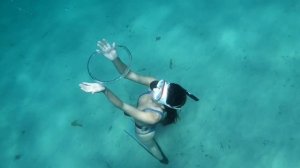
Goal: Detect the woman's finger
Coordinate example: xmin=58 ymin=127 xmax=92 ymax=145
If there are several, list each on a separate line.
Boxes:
xmin=82 ymin=82 xmax=92 ymax=86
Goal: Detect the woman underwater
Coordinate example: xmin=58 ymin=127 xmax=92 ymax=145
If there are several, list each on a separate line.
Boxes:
xmin=79 ymin=39 xmax=199 ymax=164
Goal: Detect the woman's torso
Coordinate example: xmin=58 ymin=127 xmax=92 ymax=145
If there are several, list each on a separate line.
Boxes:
xmin=135 ymin=91 xmax=164 ymax=127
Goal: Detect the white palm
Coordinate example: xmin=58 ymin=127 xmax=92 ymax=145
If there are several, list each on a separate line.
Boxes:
xmin=96 ymin=39 xmax=117 ymax=60
xmin=79 ymin=82 xmax=105 ymax=94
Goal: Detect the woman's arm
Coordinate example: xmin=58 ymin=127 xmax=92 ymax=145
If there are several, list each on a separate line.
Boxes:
xmin=79 ymin=82 xmax=158 ymax=124
xmin=112 ymin=57 xmax=156 ymax=86
xmin=103 ymin=88 xmax=158 ymax=124
xmin=97 ymin=39 xmax=157 ymax=86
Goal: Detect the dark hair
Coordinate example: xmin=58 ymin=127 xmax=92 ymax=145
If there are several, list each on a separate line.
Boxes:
xmin=162 ymin=83 xmax=187 ymax=125
xmin=150 ymin=80 xmax=158 ymax=90
xmin=150 ymin=81 xmax=187 ymax=125
xmin=161 ymin=106 xmax=179 ymax=125
xmin=166 ymin=83 xmax=187 ymax=108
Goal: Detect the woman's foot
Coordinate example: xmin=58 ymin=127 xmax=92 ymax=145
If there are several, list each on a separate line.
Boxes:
xmin=160 ymin=156 xmax=169 ymax=164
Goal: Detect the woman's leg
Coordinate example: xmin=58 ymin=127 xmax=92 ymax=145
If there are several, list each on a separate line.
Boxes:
xmin=135 ymin=131 xmax=169 ymax=164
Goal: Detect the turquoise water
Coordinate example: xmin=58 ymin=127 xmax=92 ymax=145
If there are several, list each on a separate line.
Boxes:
xmin=1 ymin=0 xmax=299 ymax=167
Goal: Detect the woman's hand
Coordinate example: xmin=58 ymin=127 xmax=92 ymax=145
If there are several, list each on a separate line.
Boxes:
xmin=79 ymin=82 xmax=105 ymax=94
xmin=96 ymin=39 xmax=118 ymax=60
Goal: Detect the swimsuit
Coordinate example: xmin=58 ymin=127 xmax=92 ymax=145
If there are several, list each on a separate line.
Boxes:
xmin=135 ymin=91 xmax=164 ymax=135
xmin=135 ymin=108 xmax=164 ymax=135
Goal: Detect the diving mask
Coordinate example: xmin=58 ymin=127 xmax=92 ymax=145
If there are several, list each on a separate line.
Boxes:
xmin=152 ymin=80 xmax=181 ymax=110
